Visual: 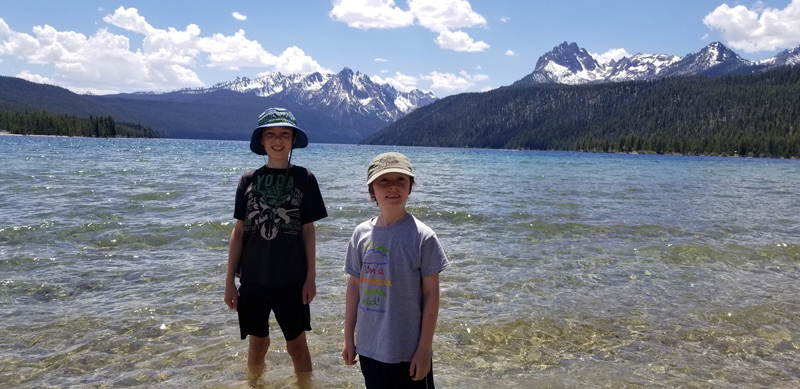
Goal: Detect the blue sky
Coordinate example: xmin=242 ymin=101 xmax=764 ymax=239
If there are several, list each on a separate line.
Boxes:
xmin=1 ymin=0 xmax=799 ymax=97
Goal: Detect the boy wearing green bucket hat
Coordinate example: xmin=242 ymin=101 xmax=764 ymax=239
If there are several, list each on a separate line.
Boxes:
xmin=224 ymin=107 xmax=327 ymax=381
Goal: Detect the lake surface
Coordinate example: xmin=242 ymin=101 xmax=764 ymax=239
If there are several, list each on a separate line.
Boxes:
xmin=1 ymin=135 xmax=799 ymax=388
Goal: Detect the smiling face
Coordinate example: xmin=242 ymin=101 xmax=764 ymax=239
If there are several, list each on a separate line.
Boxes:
xmin=369 ymin=172 xmax=413 ymax=209
xmin=259 ymin=126 xmax=295 ymax=161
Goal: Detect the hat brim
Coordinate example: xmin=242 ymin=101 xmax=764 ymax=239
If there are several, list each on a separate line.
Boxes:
xmin=249 ymin=124 xmax=309 ymax=155
xmin=367 ymin=168 xmax=415 ymax=185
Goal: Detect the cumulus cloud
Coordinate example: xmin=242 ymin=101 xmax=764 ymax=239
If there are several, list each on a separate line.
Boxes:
xmin=330 ymin=0 xmax=489 ymax=52
xmin=232 ymin=12 xmax=247 ymax=21
xmin=505 ymin=49 xmax=516 ymax=56
xmin=103 ymin=6 xmax=155 ymax=35
xmin=435 ymin=29 xmax=489 ymax=52
xmin=421 ymin=70 xmax=488 ymax=93
xmin=703 ymin=0 xmax=800 ymax=52
xmin=373 ymin=69 xmax=489 ymax=95
xmin=0 ymin=7 xmax=328 ymax=93
xmin=330 ymin=0 xmax=414 ymax=29
xmin=198 ymin=29 xmax=272 ymax=69
xmin=271 ymin=46 xmax=329 ymax=74
xmin=16 ymin=70 xmax=53 ymax=84
xmin=591 ymin=48 xmax=630 ymax=64
xmin=371 ymin=71 xmax=418 ymax=92
xmin=408 ymin=0 xmax=486 ymax=32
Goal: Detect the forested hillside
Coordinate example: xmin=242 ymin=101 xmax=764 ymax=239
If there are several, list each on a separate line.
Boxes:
xmin=0 ymin=76 xmax=364 ymax=143
xmin=364 ymin=66 xmax=800 ymax=158
xmin=0 ymin=111 xmax=159 ymax=138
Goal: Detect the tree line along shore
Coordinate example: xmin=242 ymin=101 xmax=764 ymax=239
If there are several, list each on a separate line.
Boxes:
xmin=0 ymin=110 xmax=159 ymax=138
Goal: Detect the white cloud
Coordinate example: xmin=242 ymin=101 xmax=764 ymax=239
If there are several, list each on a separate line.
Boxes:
xmin=434 ymin=29 xmax=489 ymax=52
xmin=103 ymin=6 xmax=155 ymax=35
xmin=408 ymin=0 xmax=486 ymax=33
xmin=16 ymin=70 xmax=52 ymax=84
xmin=329 ymin=0 xmax=414 ymax=29
xmin=375 ymin=57 xmax=389 ymax=62
xmin=505 ymin=49 xmax=516 ymax=56
xmin=232 ymin=12 xmax=247 ymax=21
xmin=500 ymin=16 xmax=510 ymax=23
xmin=590 ymin=48 xmax=630 ymax=64
xmin=0 ymin=7 xmax=328 ymax=93
xmin=330 ymin=0 xmax=489 ymax=52
xmin=371 ymin=71 xmax=418 ymax=92
xmin=703 ymin=0 xmax=800 ymax=52
xmin=271 ymin=46 xmax=330 ymax=75
xmin=198 ymin=29 xmax=272 ymax=69
xmin=421 ymin=70 xmax=488 ymax=93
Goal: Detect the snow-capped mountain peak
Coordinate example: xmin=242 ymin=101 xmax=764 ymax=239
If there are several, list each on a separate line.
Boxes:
xmin=767 ymin=45 xmax=800 ymax=66
xmin=176 ymin=68 xmax=436 ymax=123
xmin=514 ymin=41 xmax=681 ymax=86
xmin=514 ymin=41 xmax=798 ymax=86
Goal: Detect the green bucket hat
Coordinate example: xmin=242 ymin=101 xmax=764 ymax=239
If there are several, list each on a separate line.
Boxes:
xmin=249 ymin=107 xmax=309 ymax=154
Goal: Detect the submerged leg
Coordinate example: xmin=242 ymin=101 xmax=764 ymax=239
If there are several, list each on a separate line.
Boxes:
xmin=286 ymin=331 xmax=312 ymax=373
xmin=247 ymin=335 xmax=270 ymax=380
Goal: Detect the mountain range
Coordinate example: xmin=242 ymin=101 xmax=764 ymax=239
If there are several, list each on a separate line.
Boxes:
xmin=513 ymin=41 xmax=800 ymax=86
xmin=2 ymin=41 xmax=799 ymax=144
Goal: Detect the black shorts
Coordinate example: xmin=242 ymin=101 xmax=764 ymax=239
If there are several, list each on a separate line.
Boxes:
xmin=236 ymin=282 xmax=311 ymax=341
xmin=359 ymin=355 xmax=435 ymax=389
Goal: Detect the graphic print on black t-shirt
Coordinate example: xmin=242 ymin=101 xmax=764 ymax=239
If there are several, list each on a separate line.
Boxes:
xmin=245 ymin=172 xmax=303 ymax=240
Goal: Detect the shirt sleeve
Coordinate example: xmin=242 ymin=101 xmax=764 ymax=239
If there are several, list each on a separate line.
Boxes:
xmin=300 ymin=169 xmax=328 ymax=224
xmin=233 ymin=174 xmax=249 ymax=221
xmin=343 ymin=229 xmax=363 ymax=278
xmin=420 ymin=232 xmax=450 ymax=278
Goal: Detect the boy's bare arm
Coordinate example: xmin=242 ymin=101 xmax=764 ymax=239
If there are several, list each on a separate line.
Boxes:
xmin=301 ymin=222 xmax=317 ymax=305
xmin=224 ymin=220 xmax=245 ymax=310
xmin=410 ymin=272 xmax=440 ymax=380
xmin=342 ymin=275 xmax=360 ymax=365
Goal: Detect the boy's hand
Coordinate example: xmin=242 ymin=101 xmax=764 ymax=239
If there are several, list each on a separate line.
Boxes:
xmin=302 ymin=279 xmax=316 ymax=305
xmin=342 ymin=340 xmax=357 ymax=365
xmin=224 ymin=284 xmax=238 ymax=310
xmin=409 ymin=348 xmax=431 ymax=381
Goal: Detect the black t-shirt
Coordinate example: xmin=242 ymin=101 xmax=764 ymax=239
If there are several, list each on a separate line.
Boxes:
xmin=234 ymin=165 xmax=327 ymax=287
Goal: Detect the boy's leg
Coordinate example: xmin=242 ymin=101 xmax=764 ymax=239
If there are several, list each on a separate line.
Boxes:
xmin=272 ymin=286 xmax=313 ymax=373
xmin=248 ymin=335 xmax=270 ymax=376
xmin=286 ymin=331 xmax=312 ymax=373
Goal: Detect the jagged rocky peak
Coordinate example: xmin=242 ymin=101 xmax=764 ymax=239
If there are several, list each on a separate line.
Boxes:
xmin=513 ymin=39 xmax=800 ymax=86
xmin=696 ymin=41 xmax=742 ymax=64
xmin=183 ymin=66 xmax=437 ymax=123
xmin=770 ymin=44 xmax=800 ymax=66
xmin=535 ymin=41 xmax=601 ymax=73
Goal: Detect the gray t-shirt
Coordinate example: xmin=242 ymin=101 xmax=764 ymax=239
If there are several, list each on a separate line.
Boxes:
xmin=344 ymin=213 xmax=450 ymax=363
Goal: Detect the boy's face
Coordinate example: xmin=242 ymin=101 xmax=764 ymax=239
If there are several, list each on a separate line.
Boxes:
xmin=370 ymin=172 xmax=412 ymax=208
xmin=260 ymin=126 xmax=295 ymax=159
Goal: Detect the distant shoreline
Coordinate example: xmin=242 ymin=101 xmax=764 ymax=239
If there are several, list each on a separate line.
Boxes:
xmin=0 ymin=131 xmax=70 ymax=138
xmin=3 ymin=132 xmax=795 ymax=159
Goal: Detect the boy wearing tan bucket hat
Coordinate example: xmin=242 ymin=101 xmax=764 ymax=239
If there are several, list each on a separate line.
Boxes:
xmin=342 ymin=152 xmax=450 ymax=388
xmin=224 ymin=107 xmax=327 ymax=381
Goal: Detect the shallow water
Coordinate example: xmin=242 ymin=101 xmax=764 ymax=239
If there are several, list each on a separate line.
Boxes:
xmin=1 ymin=136 xmax=799 ymax=388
